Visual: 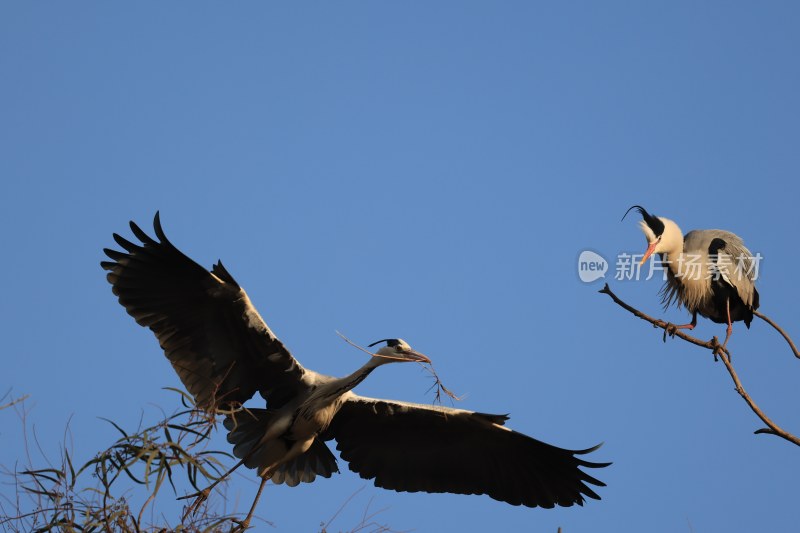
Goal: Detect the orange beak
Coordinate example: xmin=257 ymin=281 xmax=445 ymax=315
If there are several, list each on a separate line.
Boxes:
xmin=640 ymin=241 xmax=658 ymax=266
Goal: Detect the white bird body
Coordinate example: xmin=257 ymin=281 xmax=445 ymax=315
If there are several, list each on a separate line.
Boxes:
xmin=627 ymin=206 xmax=760 ymax=338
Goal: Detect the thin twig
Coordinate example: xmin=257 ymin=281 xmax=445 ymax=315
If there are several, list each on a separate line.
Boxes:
xmin=336 ymin=331 xmax=382 ymax=358
xmin=599 ymin=283 xmax=800 ymax=447
xmin=321 ymin=486 xmax=407 ymax=533
xmin=322 ymin=486 xmax=365 ymax=532
xmin=0 ymin=393 xmax=29 ymax=411
xmin=422 ymin=366 xmax=463 ymax=405
xmin=0 ymin=507 xmax=65 ymax=526
xmin=754 ymin=310 xmax=800 ymax=359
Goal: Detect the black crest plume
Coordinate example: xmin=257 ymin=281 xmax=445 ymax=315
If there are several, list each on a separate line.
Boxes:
xmin=622 ymin=205 xmax=665 ymax=237
xmin=368 ymin=339 xmax=400 ymax=348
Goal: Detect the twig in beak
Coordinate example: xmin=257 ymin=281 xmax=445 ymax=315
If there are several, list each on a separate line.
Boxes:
xmin=335 ymin=331 xmax=461 ymax=405
xmin=422 ymin=364 xmax=462 ymax=405
xmin=336 ymin=331 xmax=379 ymax=357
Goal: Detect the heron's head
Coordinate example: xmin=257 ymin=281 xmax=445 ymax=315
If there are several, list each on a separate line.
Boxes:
xmin=367 ymin=338 xmax=431 ymax=364
xmin=622 ymin=205 xmax=683 ymax=265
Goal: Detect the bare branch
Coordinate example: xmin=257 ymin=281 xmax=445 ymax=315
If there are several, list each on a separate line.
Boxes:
xmin=754 ymin=310 xmax=800 ymax=359
xmin=599 ymin=283 xmax=800 ymax=447
xmin=0 ymin=392 xmax=29 ymax=411
xmin=322 ymin=486 xmax=365 ymax=531
xmin=320 ymin=486 xmax=408 ymax=533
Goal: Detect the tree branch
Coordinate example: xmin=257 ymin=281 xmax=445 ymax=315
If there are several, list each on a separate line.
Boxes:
xmin=599 ymin=283 xmax=800 ymax=448
xmin=0 ymin=392 xmax=29 ymax=411
xmin=753 ymin=310 xmax=800 ymax=359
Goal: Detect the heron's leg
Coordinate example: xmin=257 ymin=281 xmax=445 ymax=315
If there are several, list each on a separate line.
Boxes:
xmin=234 ymin=474 xmax=269 ymax=531
xmin=721 ymin=298 xmax=733 ymax=352
xmin=675 ymin=311 xmax=698 ymax=330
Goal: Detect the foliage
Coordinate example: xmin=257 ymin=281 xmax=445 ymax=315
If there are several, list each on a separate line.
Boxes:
xmin=0 ymin=389 xmax=242 ymax=532
xmin=0 ymin=389 xmax=402 ymax=532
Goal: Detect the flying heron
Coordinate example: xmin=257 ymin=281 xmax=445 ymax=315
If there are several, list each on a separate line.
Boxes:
xmin=102 ymin=213 xmax=609 ymax=527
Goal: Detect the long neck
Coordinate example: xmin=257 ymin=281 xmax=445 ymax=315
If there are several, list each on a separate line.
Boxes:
xmin=317 ymin=357 xmax=386 ymax=404
xmin=659 ymin=222 xmax=685 ymax=271
xmin=661 ymin=238 xmax=684 ymax=268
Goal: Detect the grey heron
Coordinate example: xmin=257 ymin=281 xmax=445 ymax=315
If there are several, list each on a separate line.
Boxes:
xmin=101 ymin=213 xmax=609 ymax=526
xmin=624 ymin=205 xmax=760 ymax=348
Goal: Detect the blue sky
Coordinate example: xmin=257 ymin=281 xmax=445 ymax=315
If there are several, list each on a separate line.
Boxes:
xmin=2 ymin=2 xmax=800 ymax=531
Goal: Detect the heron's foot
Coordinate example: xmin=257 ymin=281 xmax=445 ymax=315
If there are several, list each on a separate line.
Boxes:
xmin=663 ymin=323 xmax=677 ymax=342
xmin=710 ymin=336 xmax=724 ymax=362
xmin=662 ymin=321 xmax=696 ymax=342
xmin=720 ymin=330 xmax=733 ymax=362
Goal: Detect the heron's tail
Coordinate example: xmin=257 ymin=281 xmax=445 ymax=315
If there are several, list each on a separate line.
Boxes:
xmin=223 ymin=409 xmax=339 ymax=486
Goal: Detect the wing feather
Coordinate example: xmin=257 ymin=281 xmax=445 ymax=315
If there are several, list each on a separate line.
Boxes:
xmin=326 ymin=394 xmax=608 ymax=508
xmin=713 ymin=235 xmax=759 ymax=310
xmin=102 ymin=212 xmax=311 ymax=410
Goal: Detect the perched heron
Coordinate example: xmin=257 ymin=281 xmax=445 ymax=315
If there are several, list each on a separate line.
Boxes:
xmin=102 ymin=213 xmax=609 ymax=526
xmin=624 ymin=205 xmax=760 ymax=347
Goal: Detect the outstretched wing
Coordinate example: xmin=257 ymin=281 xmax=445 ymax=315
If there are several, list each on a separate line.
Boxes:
xmin=101 ymin=212 xmax=311 ymax=410
xmin=326 ymin=394 xmax=609 ymax=508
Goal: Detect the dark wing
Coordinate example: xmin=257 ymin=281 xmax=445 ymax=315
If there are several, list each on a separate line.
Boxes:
xmin=326 ymin=394 xmax=609 ymax=508
xmin=101 ymin=212 xmax=311 ymax=410
xmin=707 ymin=234 xmax=759 ymax=311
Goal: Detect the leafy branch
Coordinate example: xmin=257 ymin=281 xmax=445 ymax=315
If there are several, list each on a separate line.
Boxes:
xmin=2 ymin=391 xmax=407 ymax=532
xmin=0 ymin=391 xmax=246 ymax=532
